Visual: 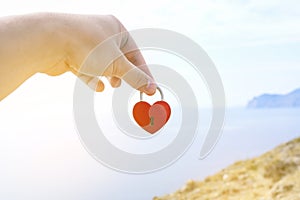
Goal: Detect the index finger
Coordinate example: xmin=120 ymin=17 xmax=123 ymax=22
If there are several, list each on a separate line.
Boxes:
xmin=119 ymin=29 xmax=155 ymax=82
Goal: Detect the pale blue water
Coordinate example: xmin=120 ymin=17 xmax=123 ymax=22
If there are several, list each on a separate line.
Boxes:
xmin=81 ymin=107 xmax=300 ymax=200
xmin=0 ymin=107 xmax=299 ymax=200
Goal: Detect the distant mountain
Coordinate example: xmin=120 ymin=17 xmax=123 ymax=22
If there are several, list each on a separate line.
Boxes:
xmin=247 ymin=88 xmax=300 ymax=108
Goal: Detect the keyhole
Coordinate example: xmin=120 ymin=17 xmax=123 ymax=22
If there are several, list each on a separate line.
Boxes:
xmin=150 ymin=117 xmax=154 ymax=126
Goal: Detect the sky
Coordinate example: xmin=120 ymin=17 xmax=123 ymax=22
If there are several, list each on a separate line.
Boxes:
xmin=0 ymin=1 xmax=299 ymax=199
xmin=0 ymin=0 xmax=299 ymax=106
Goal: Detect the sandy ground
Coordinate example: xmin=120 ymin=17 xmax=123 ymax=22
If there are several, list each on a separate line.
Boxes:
xmin=154 ymin=137 xmax=300 ymax=200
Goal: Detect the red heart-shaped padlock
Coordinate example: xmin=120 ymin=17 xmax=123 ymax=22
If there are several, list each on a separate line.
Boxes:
xmin=133 ymin=87 xmax=171 ymax=134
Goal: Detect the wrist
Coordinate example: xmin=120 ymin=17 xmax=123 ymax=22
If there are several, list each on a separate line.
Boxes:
xmin=0 ymin=13 xmax=68 ymax=74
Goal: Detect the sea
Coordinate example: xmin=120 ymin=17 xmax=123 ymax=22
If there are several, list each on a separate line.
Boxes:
xmin=0 ymin=104 xmax=299 ymax=200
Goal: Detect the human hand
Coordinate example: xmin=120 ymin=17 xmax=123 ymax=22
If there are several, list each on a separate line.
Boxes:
xmin=0 ymin=13 xmax=156 ymax=100
xmin=42 ymin=13 xmax=157 ymax=95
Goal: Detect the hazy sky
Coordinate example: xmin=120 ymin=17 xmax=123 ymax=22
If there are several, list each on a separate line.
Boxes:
xmin=1 ymin=0 xmax=299 ymax=106
xmin=0 ymin=1 xmax=299 ymax=199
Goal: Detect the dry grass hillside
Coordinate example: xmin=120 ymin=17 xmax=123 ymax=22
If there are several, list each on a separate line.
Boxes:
xmin=154 ymin=137 xmax=300 ymax=200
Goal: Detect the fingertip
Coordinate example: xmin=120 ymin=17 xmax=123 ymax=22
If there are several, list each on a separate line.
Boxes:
xmin=96 ymin=80 xmax=105 ymax=92
xmin=143 ymin=81 xmax=157 ymax=95
xmin=110 ymin=77 xmax=122 ymax=88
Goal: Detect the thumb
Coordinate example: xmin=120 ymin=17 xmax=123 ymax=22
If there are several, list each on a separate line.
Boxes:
xmin=114 ymin=54 xmax=157 ymax=95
